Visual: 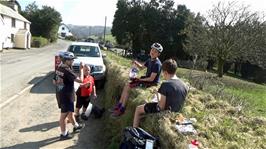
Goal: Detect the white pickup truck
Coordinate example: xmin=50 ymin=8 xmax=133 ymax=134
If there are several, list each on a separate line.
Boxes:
xmin=55 ymin=42 xmax=106 ymax=87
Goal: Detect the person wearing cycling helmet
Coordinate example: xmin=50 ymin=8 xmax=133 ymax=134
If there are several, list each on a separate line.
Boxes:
xmin=133 ymin=59 xmax=188 ymax=127
xmin=111 ymin=42 xmax=163 ymax=117
xmin=54 ymin=51 xmax=84 ymax=140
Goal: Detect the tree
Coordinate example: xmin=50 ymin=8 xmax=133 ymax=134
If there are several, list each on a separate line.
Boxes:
xmin=112 ymin=0 xmax=194 ymax=60
xmin=185 ymin=1 xmax=265 ymax=77
xmin=112 ymin=0 xmax=131 ymax=49
xmin=21 ymin=2 xmax=62 ymax=42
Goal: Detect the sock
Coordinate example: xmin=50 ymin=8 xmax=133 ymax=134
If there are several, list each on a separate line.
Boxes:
xmin=62 ymin=130 xmax=68 ymax=136
xmin=74 ymin=122 xmax=79 ymax=128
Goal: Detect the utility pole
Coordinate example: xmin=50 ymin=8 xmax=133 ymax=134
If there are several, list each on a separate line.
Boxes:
xmin=103 ymin=16 xmax=107 ymax=43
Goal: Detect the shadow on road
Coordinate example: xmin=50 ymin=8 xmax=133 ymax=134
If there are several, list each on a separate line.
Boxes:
xmin=1 ymin=136 xmax=60 ymax=149
xmin=30 ymin=72 xmax=56 ymax=94
xmin=19 ymin=121 xmax=58 ymax=133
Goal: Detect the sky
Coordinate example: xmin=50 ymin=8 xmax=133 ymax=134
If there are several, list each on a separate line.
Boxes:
xmin=18 ymin=0 xmax=266 ymax=27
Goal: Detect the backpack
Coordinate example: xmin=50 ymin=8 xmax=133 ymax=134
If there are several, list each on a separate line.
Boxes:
xmin=119 ymin=127 xmax=160 ymax=149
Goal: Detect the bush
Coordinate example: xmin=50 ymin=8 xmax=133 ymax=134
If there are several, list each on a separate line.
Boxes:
xmin=65 ymin=36 xmax=77 ymax=41
xmin=31 ymin=36 xmax=49 ymax=48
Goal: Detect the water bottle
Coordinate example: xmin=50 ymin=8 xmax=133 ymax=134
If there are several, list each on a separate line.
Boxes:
xmin=188 ymin=139 xmax=199 ymax=149
xmin=129 ymin=64 xmax=139 ymax=80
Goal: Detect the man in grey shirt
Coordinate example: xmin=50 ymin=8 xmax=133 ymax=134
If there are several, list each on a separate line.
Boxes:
xmin=133 ymin=59 xmax=188 ymax=127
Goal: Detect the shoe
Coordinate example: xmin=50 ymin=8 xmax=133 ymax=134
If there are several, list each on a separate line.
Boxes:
xmin=60 ymin=132 xmax=73 ymax=140
xmin=73 ymin=123 xmax=84 ymax=133
xmin=108 ymin=103 xmax=121 ymax=113
xmin=111 ymin=109 xmax=124 ymax=117
xmin=81 ymin=113 xmax=88 ymax=121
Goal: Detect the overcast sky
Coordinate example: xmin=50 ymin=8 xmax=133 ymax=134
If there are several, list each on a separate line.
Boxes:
xmin=18 ymin=0 xmax=266 ymax=26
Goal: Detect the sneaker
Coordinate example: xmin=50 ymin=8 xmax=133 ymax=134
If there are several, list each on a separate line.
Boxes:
xmin=108 ymin=103 xmax=121 ymax=113
xmin=111 ymin=109 xmax=124 ymax=117
xmin=73 ymin=123 xmax=84 ymax=133
xmin=60 ymin=132 xmax=73 ymax=140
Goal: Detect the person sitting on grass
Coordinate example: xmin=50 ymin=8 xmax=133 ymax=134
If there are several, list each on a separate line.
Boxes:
xmin=133 ymin=59 xmax=188 ymax=127
xmin=110 ymin=43 xmax=163 ymax=117
xmin=75 ymin=64 xmax=105 ymax=122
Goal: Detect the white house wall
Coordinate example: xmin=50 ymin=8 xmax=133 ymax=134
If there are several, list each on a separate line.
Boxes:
xmin=0 ymin=16 xmax=4 ymax=51
xmin=1 ymin=15 xmax=30 ymax=49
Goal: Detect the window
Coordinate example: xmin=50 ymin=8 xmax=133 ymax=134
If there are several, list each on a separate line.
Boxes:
xmin=62 ymin=27 xmax=65 ymax=30
xmin=24 ymin=22 xmax=27 ymax=29
xmin=12 ymin=18 xmax=15 ymax=27
xmin=11 ymin=34 xmax=14 ymax=42
xmin=68 ymin=45 xmax=100 ymax=57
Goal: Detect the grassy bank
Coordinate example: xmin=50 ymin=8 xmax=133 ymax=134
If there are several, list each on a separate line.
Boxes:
xmin=175 ymin=68 xmax=266 ymax=117
xmin=101 ymin=51 xmax=266 ymax=149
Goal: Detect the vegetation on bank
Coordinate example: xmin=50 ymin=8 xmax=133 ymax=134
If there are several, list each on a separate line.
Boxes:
xmin=31 ymin=36 xmax=49 ymax=48
xmin=102 ymin=51 xmax=266 ymax=149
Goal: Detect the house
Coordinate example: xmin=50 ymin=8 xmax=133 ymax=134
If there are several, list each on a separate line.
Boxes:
xmin=0 ymin=2 xmax=31 ymax=51
xmin=58 ymin=23 xmax=73 ymax=39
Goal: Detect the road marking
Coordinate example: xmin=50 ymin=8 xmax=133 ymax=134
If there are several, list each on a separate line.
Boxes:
xmin=0 ymin=72 xmax=53 ymax=109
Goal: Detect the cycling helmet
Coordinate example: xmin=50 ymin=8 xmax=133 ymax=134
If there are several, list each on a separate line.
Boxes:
xmin=151 ymin=42 xmax=163 ymax=53
xmin=62 ymin=51 xmax=75 ymax=60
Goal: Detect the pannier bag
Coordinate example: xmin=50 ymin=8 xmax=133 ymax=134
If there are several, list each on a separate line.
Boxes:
xmin=120 ymin=126 xmax=160 ymax=149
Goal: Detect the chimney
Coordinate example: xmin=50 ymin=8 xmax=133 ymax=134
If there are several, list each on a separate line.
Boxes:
xmin=7 ymin=0 xmax=19 ymax=12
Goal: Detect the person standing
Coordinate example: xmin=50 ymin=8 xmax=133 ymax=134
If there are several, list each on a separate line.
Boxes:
xmin=54 ymin=51 xmax=84 ymax=140
xmin=75 ymin=64 xmax=104 ymax=121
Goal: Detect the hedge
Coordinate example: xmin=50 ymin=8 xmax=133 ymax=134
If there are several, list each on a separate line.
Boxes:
xmin=31 ymin=36 xmax=48 ymax=48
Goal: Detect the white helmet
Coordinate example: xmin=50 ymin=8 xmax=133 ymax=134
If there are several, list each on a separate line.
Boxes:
xmin=62 ymin=51 xmax=75 ymax=60
xmin=151 ymin=42 xmax=163 ymax=53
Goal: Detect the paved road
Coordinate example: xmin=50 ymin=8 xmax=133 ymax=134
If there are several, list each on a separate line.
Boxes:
xmin=0 ymin=40 xmax=70 ymax=103
xmin=0 ymin=74 xmax=105 ymax=149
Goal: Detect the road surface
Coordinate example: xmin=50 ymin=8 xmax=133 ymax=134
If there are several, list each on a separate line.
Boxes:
xmin=0 ymin=40 xmax=106 ymax=148
xmin=0 ymin=40 xmax=69 ymax=103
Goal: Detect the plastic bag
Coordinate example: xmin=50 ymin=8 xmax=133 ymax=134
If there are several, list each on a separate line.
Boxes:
xmin=129 ymin=65 xmax=139 ymax=80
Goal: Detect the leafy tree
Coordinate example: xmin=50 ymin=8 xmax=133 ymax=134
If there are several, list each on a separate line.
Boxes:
xmin=112 ymin=0 xmax=194 ymax=60
xmin=21 ymin=2 xmax=62 ymax=42
xmin=112 ymin=0 xmax=131 ymax=49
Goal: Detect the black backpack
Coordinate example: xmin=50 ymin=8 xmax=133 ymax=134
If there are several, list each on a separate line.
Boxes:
xmin=120 ymin=127 xmax=160 ymax=149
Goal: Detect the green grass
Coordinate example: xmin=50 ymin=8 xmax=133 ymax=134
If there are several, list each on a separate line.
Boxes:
xmin=225 ymin=87 xmax=266 ymax=116
xmin=105 ymin=34 xmax=116 ymax=44
xmin=174 ymin=67 xmax=266 ymax=117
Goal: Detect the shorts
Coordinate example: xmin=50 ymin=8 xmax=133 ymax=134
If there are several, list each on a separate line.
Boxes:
xmin=144 ymin=102 xmax=160 ymax=114
xmin=59 ymin=93 xmax=75 ymax=113
xmin=76 ymin=96 xmax=90 ymax=109
xmin=129 ymin=76 xmax=157 ymax=88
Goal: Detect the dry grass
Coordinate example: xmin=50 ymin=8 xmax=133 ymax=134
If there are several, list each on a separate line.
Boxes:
xmin=102 ymin=52 xmax=266 ymax=149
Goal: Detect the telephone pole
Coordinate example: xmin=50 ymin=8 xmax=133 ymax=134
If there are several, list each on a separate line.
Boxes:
xmin=103 ymin=16 xmax=107 ymax=43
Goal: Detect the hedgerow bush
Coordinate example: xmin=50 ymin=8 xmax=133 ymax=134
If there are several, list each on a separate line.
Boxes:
xmin=31 ymin=36 xmax=48 ymax=48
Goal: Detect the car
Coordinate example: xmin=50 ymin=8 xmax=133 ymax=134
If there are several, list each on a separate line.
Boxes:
xmin=67 ymin=42 xmax=106 ymax=85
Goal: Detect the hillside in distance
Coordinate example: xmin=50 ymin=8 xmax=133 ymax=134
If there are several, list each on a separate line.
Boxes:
xmin=67 ymin=24 xmax=111 ymax=39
